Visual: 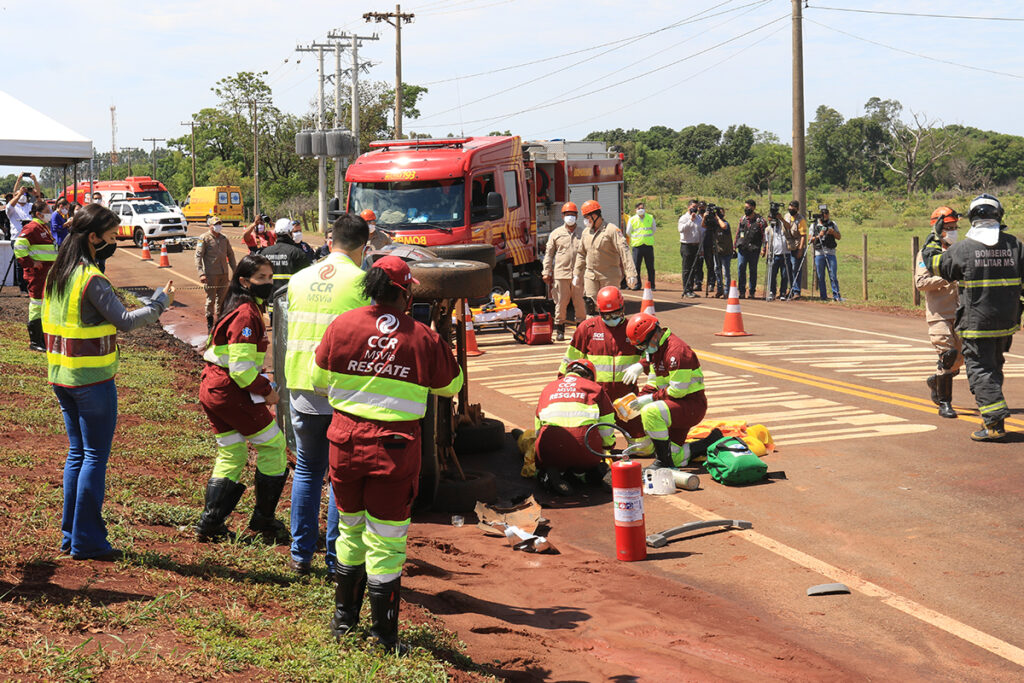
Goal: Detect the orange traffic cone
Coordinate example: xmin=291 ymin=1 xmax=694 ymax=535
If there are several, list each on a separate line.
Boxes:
xmin=463 ymin=301 xmax=484 ymax=357
xmin=157 ymin=243 xmax=171 ymax=268
xmin=715 ymin=280 xmax=750 ymax=337
xmin=640 ymin=280 xmax=656 ymax=317
xmin=140 ymin=237 xmax=152 ymax=261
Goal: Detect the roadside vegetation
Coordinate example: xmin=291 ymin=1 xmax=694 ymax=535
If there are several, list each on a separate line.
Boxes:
xmin=0 ymin=303 xmax=491 ymax=681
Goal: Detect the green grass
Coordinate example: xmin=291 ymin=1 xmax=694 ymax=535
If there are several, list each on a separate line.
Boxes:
xmin=0 ymin=316 xmax=493 ymax=681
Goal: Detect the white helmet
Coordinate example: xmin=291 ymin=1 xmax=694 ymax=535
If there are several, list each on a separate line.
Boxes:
xmin=274 ymin=218 xmax=293 ymax=234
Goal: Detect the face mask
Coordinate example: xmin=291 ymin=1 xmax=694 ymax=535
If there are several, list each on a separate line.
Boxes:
xmin=637 ymin=209 xmax=645 ymax=217
xmin=584 ymin=218 xmax=593 ymax=229
xmin=602 ymin=315 xmax=623 ymax=327
xmin=18 ymin=196 xmax=27 ymax=205
xmin=257 ymin=225 xmax=265 ymax=233
xmin=60 ymin=208 xmax=68 ymax=216
xmin=249 ymin=282 xmax=274 ymax=302
xmin=942 ymin=229 xmax=958 ymax=245
xmin=212 ymin=224 xmax=222 ymax=233
xmin=42 ymin=213 xmax=52 ymax=223
xmin=94 ymin=240 xmax=117 ymax=260
xmin=647 ymin=341 xmax=659 ymax=355
xmin=744 ymin=207 xmax=753 ymax=216
xmin=368 ymin=222 xmax=377 ymax=231
xmin=564 ymin=215 xmax=576 ymax=227
xmin=292 ymin=232 xmax=303 ymax=243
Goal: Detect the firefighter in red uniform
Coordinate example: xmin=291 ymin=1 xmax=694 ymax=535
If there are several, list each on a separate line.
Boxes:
xmin=314 ymin=255 xmax=463 ymax=652
xmin=625 ymin=312 xmax=708 ymax=469
xmin=559 ymin=286 xmax=652 ymax=455
xmin=534 ymin=359 xmax=617 ymax=495
xmin=13 ymin=199 xmax=58 ymax=351
xmin=195 ymin=254 xmax=290 ymax=543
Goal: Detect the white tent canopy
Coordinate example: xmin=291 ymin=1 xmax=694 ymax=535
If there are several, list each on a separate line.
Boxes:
xmin=0 ymin=90 xmax=92 ymax=166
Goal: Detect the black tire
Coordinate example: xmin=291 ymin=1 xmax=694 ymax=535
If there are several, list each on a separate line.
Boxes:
xmin=491 ymin=273 xmax=512 ymax=297
xmin=434 ymin=470 xmax=498 ymax=512
xmin=427 ymin=244 xmax=497 ymax=269
xmin=415 ymin=396 xmax=440 ymax=512
xmin=454 ymin=417 xmax=505 ymax=456
xmin=410 ymin=259 xmax=492 ymax=300
xmin=133 ymin=227 xmax=145 ymax=248
xmin=231 ymin=221 xmax=240 ymax=227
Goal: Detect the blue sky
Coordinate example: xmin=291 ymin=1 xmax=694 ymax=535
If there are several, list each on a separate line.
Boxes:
xmin=6 ymin=0 xmax=1024 ymax=177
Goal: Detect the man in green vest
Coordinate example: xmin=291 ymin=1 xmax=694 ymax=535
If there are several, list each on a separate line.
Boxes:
xmin=285 ymin=213 xmax=370 ymax=578
xmin=625 ymin=201 xmax=656 ymax=290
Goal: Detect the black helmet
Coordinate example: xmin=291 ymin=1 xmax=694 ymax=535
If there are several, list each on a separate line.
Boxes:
xmin=967 ymin=194 xmax=1004 ymax=222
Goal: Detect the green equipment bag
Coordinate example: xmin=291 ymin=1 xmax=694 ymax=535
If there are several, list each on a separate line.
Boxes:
xmin=704 ymin=436 xmax=768 ymax=485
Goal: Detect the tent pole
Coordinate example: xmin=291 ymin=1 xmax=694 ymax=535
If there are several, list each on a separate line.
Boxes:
xmin=89 ymin=150 xmax=94 ymax=202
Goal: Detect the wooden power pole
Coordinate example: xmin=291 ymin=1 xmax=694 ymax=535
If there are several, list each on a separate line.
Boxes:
xmin=364 ymin=4 xmax=414 ymax=139
xmin=792 ymin=0 xmax=807 ymax=289
xmin=180 ymin=119 xmax=197 ymax=188
xmin=142 ymin=137 xmax=165 ymax=177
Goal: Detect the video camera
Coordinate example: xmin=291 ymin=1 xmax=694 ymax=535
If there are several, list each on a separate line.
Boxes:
xmin=769 ymin=201 xmax=783 ymax=217
xmin=812 ymin=204 xmax=829 ymax=223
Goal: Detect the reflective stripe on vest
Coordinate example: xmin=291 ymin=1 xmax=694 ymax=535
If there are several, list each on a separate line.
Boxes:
xmin=203 ymin=341 xmax=263 ymax=388
xmin=628 ymin=214 xmax=654 ymax=247
xmin=557 ymin=344 xmax=640 ymax=384
xmin=323 ymin=366 xmax=464 ymax=422
xmin=41 ymin=263 xmax=118 ymax=386
xmin=538 ymin=401 xmax=601 ymax=427
xmin=14 ymin=237 xmax=57 ymax=262
xmin=284 ymin=253 xmax=369 ymax=393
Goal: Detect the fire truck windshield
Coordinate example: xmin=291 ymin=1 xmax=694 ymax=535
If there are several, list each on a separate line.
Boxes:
xmin=351 ymin=179 xmax=464 ymax=231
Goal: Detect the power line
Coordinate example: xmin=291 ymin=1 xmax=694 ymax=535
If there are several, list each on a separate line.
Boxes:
xmin=805 ymin=17 xmax=1024 ymax=81
xmin=411 ymin=13 xmax=789 ymax=130
xmin=416 ymin=0 xmax=768 ymax=122
xmin=809 ymin=5 xmax=1024 ymax=22
xmin=418 ymin=0 xmax=515 ymax=16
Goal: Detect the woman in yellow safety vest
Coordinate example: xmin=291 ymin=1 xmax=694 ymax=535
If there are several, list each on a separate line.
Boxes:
xmin=195 ymin=254 xmax=290 ymax=544
xmin=42 ymin=204 xmax=174 ymax=561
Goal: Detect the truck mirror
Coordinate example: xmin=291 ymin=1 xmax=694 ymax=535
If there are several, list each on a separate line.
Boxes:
xmin=486 ymin=191 xmax=504 ymax=221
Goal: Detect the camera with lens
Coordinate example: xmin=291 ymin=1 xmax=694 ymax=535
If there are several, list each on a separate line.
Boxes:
xmin=705 ymin=203 xmax=717 ymax=214
xmin=769 ymin=201 xmax=782 ymax=217
xmin=259 ymin=213 xmax=271 ymax=223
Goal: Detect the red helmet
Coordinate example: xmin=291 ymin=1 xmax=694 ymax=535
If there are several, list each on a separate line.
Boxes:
xmin=580 ymin=199 xmax=601 ymax=216
xmin=929 ymin=206 xmax=959 ymax=227
xmin=596 ymin=286 xmax=623 ymax=313
xmin=626 ymin=313 xmax=659 ymax=348
xmin=360 ymin=209 xmax=377 ymax=222
xmin=561 ymin=201 xmax=578 ymax=214
xmin=565 ymin=359 xmax=596 ymax=381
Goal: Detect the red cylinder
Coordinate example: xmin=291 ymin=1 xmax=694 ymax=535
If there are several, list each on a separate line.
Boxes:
xmin=611 ymin=460 xmax=646 ymax=561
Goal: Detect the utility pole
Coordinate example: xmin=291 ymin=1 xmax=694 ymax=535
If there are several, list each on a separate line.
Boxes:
xmin=180 ymin=119 xmax=197 ymax=188
xmin=246 ymin=99 xmax=272 ymax=218
xmin=110 ymin=106 xmax=118 ymax=181
xmin=327 ymin=30 xmax=379 ymax=156
xmin=792 ymin=0 xmax=807 ymax=289
xmin=296 ymin=41 xmax=341 ymax=233
xmin=364 ymin=4 xmax=414 ymax=139
xmin=142 ymin=137 xmax=165 ymax=177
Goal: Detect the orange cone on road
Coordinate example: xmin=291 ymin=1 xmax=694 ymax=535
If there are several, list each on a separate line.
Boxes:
xmin=464 ymin=301 xmax=484 ymax=357
xmin=715 ymin=280 xmax=750 ymax=337
xmin=640 ymin=280 xmax=656 ymax=317
xmin=157 ymin=243 xmax=171 ymax=268
xmin=140 ymin=237 xmax=152 ymax=261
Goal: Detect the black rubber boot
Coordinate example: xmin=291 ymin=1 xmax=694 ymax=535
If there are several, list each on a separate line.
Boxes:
xmin=647 ymin=438 xmax=674 ymax=470
xmin=937 ymin=374 xmax=957 ymax=419
xmin=925 ymin=374 xmax=941 ymax=406
xmin=195 ymin=478 xmax=247 ymax=542
xmin=971 ymin=419 xmax=1006 ymax=442
xmin=329 ymin=564 xmax=367 ymax=639
xmin=368 ymin=578 xmax=408 ymax=655
xmin=206 ymin=315 xmax=214 ymax=331
xmin=248 ymin=471 xmax=290 ymax=543
xmin=28 ymin=319 xmax=46 ymax=352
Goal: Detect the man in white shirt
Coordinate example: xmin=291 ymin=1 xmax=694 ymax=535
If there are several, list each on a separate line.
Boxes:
xmin=677 ymin=199 xmax=703 ymax=298
xmin=6 ymin=174 xmax=39 ymax=294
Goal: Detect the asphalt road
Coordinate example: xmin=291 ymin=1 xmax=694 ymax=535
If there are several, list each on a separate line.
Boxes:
xmin=104 ymin=233 xmax=1024 ymax=679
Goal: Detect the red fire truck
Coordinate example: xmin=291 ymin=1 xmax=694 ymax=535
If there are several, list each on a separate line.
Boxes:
xmin=61 ymin=176 xmax=180 ymax=213
xmin=341 ymin=136 xmax=623 ymax=296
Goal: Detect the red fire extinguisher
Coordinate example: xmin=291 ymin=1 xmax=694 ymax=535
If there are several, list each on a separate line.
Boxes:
xmin=611 ymin=459 xmax=646 ymax=561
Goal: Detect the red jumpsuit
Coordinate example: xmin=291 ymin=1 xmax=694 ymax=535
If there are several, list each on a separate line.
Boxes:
xmin=14 ymin=218 xmax=56 ymax=300
xmin=534 ymin=374 xmax=616 ymax=471
xmin=639 ymin=331 xmax=708 ymax=445
xmin=243 ymin=228 xmax=276 ymax=252
xmin=559 ymin=317 xmax=644 ymax=437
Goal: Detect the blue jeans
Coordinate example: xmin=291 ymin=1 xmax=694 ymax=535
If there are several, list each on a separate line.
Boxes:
xmin=289 ymin=406 xmax=339 ymax=571
xmin=736 ymin=250 xmax=759 ymax=296
xmin=54 ymin=379 xmax=118 ymax=558
xmin=768 ymin=254 xmax=791 ymax=296
xmin=814 ymin=251 xmax=840 ymax=299
xmin=714 ymin=254 xmax=732 ymax=294
xmin=788 ymin=252 xmax=804 ymax=295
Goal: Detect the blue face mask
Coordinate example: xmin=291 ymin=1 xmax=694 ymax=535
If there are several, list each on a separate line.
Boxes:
xmin=603 ymin=315 xmax=623 ymax=327
xmin=647 ymin=341 xmax=659 ymax=355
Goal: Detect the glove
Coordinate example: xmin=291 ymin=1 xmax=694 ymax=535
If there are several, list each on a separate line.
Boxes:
xmin=571 ymin=276 xmax=579 ymax=288
xmin=627 ymin=277 xmax=638 ymax=290
xmin=622 ymin=362 xmax=644 ymax=385
xmin=628 ymin=393 xmax=654 ymax=412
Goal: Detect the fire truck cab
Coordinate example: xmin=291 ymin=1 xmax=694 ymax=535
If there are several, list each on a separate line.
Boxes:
xmin=343 ymin=136 xmax=622 ymax=297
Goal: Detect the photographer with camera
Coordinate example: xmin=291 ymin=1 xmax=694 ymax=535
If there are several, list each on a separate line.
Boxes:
xmin=780 ymin=200 xmax=807 ymax=299
xmin=810 ymin=205 xmax=842 ymax=301
xmin=7 ymin=173 xmax=41 ymax=293
xmin=707 ymin=205 xmax=734 ymax=298
xmin=734 ymin=199 xmax=766 ymax=299
xmin=698 ymin=201 xmax=717 ymax=295
xmin=677 ymin=199 xmax=703 ymax=298
xmin=761 ymin=202 xmax=791 ymax=301
xmin=242 ymin=214 xmax=276 ymax=254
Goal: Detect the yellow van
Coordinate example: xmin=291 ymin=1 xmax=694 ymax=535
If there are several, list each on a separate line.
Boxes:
xmin=182 ymin=186 xmax=244 ymax=225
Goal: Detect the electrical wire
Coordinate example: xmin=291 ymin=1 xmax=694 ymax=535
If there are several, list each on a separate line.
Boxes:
xmin=416 ymin=0 xmax=767 ymax=121
xmin=419 ymin=0 xmax=739 ymax=86
xmin=412 ymin=13 xmax=788 ymax=130
xmin=805 ymin=17 xmax=1024 ymax=81
xmin=418 ymin=0 xmax=515 ymax=16
xmin=809 ymin=5 xmax=1024 ymax=22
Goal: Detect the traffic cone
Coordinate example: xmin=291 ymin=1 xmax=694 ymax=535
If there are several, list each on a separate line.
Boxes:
xmin=715 ymin=280 xmax=750 ymax=337
xmin=156 ymin=243 xmax=171 ymax=268
xmin=140 ymin=237 xmax=152 ymax=261
xmin=463 ymin=301 xmax=484 ymax=357
xmin=640 ymin=280 xmax=656 ymax=317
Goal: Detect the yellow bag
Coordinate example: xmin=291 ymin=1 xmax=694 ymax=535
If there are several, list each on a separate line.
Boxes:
xmin=517 ymin=429 xmax=537 ymax=478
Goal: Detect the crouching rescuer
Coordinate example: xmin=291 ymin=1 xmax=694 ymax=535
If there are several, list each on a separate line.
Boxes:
xmin=314 ymin=256 xmax=463 ymax=652
xmin=534 ymin=359 xmax=617 ymax=495
xmin=625 ymin=313 xmax=708 ymax=469
xmin=195 ymin=255 xmax=290 ymax=543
